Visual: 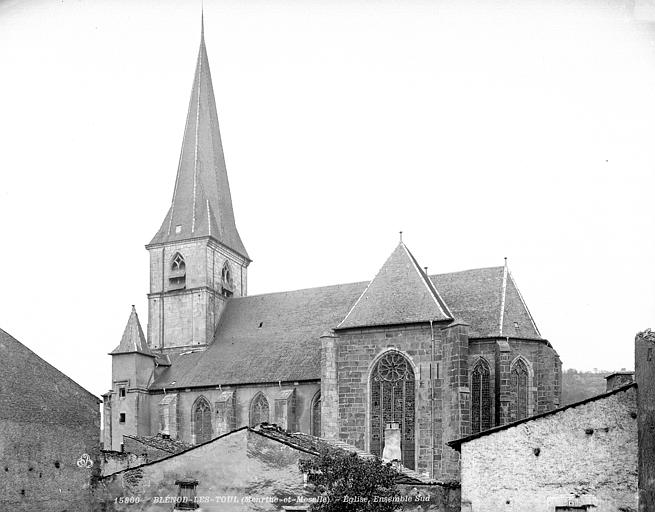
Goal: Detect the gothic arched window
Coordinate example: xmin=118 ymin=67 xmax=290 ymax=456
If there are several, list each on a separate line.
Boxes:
xmin=471 ymin=359 xmax=492 ymax=434
xmin=192 ymin=396 xmax=212 ymax=444
xmin=370 ymin=352 xmax=416 ymax=469
xmin=311 ymin=392 xmax=321 ymax=437
xmin=172 ymin=253 xmax=186 ymax=271
xmin=250 ymin=393 xmax=269 ymax=426
xmin=169 ymin=252 xmax=186 ymax=289
xmin=511 ymin=358 xmax=530 ymax=421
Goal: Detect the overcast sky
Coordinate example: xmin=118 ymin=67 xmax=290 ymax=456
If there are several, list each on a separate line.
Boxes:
xmin=1 ymin=0 xmax=654 ymax=397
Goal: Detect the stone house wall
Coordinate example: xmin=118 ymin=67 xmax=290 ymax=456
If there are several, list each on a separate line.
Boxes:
xmin=459 ymin=385 xmax=638 ymax=512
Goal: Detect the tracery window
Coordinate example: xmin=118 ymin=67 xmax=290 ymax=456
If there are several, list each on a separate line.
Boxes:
xmin=192 ymin=397 xmax=212 ymax=444
xmin=511 ymin=358 xmax=530 ymax=421
xmin=471 ymin=359 xmax=492 ymax=433
xmin=311 ymin=392 xmax=321 ymax=437
xmin=172 ymin=253 xmax=186 ymax=272
xmin=370 ymin=352 xmax=415 ymax=469
xmin=170 ymin=252 xmax=186 ymax=289
xmin=250 ymin=392 xmax=269 ymax=426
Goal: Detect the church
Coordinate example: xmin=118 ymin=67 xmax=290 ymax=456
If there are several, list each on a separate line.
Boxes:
xmin=102 ymin=21 xmax=562 ymax=481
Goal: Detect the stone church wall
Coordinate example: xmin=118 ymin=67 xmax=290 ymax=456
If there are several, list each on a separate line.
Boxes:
xmin=148 ymin=241 xmax=249 ymax=351
xmin=146 ymin=382 xmax=320 ymax=444
xmin=467 ymin=338 xmax=561 ymax=427
xmin=328 ymin=322 xmax=468 ymax=481
xmin=459 ymin=385 xmax=638 ymax=512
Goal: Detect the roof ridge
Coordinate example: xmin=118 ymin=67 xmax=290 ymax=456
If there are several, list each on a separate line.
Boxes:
xmin=402 ymin=243 xmax=453 ymax=319
xmin=507 ymin=270 xmax=541 ymax=337
xmin=499 ymin=261 xmax=508 ymax=336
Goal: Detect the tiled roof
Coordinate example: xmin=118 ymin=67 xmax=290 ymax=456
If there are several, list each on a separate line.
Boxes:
xmin=253 ymin=425 xmax=440 ymax=485
xmin=338 ymin=243 xmax=452 ymax=329
xmin=148 ymin=19 xmax=248 ymax=259
xmin=150 ymin=266 xmax=544 ymax=389
xmin=110 ymin=306 xmax=153 ymax=356
xmin=124 ymin=433 xmax=192 ymax=454
xmin=102 ymin=424 xmax=449 ymax=486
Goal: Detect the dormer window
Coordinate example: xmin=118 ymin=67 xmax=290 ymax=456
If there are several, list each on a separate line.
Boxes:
xmin=169 ymin=253 xmax=186 ymax=290
xmin=221 ymin=261 xmax=233 ymax=298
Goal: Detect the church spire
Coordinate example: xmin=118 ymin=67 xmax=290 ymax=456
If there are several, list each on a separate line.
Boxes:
xmin=149 ymin=16 xmax=249 ymax=260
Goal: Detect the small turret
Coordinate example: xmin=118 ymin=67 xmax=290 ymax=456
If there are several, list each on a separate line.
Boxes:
xmin=106 ymin=306 xmax=155 ymax=451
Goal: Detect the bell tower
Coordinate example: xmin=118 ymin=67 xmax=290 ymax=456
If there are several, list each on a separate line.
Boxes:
xmin=146 ymin=17 xmax=250 ymax=352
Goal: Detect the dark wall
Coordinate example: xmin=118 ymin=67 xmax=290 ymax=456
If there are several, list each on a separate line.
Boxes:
xmin=636 ymin=329 xmax=655 ymax=512
xmin=0 ymin=328 xmax=101 ymax=512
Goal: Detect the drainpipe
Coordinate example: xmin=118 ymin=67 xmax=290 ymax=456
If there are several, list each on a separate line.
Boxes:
xmin=430 ymin=319 xmax=435 ymax=479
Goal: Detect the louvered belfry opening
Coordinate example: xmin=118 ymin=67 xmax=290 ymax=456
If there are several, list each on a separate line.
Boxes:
xmin=192 ymin=397 xmax=212 ymax=444
xmin=471 ymin=359 xmax=492 ymax=434
xmin=370 ymin=352 xmax=416 ymax=469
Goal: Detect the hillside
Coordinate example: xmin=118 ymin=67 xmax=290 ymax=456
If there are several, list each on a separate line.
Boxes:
xmin=560 ymin=368 xmax=629 ymax=405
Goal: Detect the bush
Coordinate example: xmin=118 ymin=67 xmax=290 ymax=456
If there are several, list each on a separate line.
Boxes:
xmin=298 ymin=449 xmax=401 ymax=511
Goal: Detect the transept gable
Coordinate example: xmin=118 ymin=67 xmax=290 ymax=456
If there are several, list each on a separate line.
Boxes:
xmin=337 ymin=242 xmax=453 ymax=329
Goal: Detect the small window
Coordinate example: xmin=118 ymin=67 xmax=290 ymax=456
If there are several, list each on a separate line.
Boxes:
xmin=119 ymin=413 xmax=126 ymax=424
xmin=119 ymin=387 xmax=126 ymax=398
xmin=175 ymin=225 xmax=182 ymax=234
xmin=174 ymin=479 xmax=199 ymax=510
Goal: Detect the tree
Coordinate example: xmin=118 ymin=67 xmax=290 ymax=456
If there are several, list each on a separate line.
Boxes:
xmin=298 ymin=449 xmax=401 ymax=512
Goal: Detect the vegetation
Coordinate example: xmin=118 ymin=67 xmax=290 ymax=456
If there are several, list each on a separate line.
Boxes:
xmin=298 ymin=450 xmax=401 ymax=511
xmin=561 ymin=368 xmax=627 ymax=405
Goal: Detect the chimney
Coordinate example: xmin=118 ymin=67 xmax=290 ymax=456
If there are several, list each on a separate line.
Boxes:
xmin=382 ymin=422 xmax=402 ymax=462
xmin=604 ymin=371 xmax=634 ymax=392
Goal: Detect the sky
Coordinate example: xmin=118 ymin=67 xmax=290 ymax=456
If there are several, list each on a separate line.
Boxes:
xmin=0 ymin=0 xmax=654 ymax=398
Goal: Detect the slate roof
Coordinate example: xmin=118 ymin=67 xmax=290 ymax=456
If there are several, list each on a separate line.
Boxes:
xmin=338 ymin=243 xmax=452 ymax=329
xmin=110 ymin=306 xmax=153 ymax=356
xmin=150 ymin=281 xmax=364 ymax=389
xmin=150 ymin=264 xmax=544 ymax=390
xmin=148 ymin=18 xmax=248 ymax=259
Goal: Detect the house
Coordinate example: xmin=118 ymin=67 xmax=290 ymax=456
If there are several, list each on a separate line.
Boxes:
xmin=0 ymin=327 xmax=101 ymax=512
xmin=96 ymin=424 xmax=460 ymax=511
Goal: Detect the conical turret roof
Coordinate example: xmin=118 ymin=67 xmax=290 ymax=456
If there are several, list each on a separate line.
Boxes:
xmin=111 ymin=306 xmax=154 ymax=356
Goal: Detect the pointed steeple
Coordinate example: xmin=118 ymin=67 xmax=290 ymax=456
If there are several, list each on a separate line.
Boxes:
xmin=337 ymin=242 xmax=453 ymax=329
xmin=149 ymin=17 xmax=249 ymax=260
xmin=111 ymin=306 xmax=154 ymax=356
